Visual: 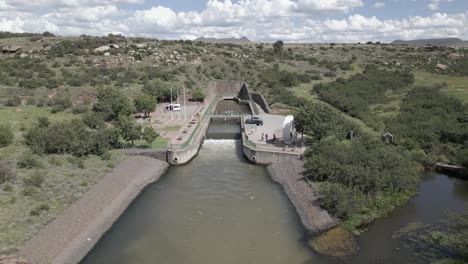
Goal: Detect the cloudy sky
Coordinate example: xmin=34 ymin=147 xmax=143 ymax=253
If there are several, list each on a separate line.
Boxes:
xmin=0 ymin=0 xmax=467 ymax=42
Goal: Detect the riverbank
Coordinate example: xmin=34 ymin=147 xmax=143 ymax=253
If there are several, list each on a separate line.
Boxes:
xmin=266 ymin=157 xmax=338 ymax=233
xmin=16 ymin=156 xmax=168 ymax=264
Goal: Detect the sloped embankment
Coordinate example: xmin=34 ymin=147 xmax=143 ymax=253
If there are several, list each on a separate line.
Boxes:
xmin=17 ymin=156 xmax=169 ymax=264
xmin=267 ymin=158 xmax=338 ymax=233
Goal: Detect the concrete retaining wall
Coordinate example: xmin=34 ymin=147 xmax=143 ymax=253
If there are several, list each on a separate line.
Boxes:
xmin=251 ymin=92 xmax=271 ymax=113
xmin=124 ymin=149 xmax=167 ymax=161
xmin=242 ymin=144 xmax=302 ymax=165
xmin=167 ymin=113 xmax=211 ymax=165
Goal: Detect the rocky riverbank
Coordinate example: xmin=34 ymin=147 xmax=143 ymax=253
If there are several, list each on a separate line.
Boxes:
xmin=16 ymin=156 xmax=169 ymax=264
xmin=267 ymin=157 xmax=338 ymax=233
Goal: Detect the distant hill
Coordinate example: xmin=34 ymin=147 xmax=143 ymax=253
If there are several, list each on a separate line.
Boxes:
xmin=391 ymin=38 xmax=468 ymax=46
xmin=194 ymin=36 xmax=252 ymax=43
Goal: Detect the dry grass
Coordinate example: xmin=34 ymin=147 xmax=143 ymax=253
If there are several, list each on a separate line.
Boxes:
xmin=308 ymin=227 xmax=359 ymax=257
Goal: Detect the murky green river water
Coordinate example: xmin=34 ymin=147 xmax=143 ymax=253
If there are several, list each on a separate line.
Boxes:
xmin=82 ymin=123 xmax=467 ymax=264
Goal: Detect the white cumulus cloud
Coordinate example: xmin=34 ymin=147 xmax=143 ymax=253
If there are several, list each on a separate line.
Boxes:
xmin=0 ymin=0 xmax=466 ymax=43
xmin=427 ymin=0 xmax=455 ymax=10
xmin=372 ymin=2 xmax=385 ymax=8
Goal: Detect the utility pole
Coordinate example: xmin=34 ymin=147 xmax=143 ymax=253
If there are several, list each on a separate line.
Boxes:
xmin=170 ymin=86 xmax=173 ymax=120
xmin=177 ymin=86 xmax=180 ymax=120
xmin=184 ymin=87 xmax=187 ymax=120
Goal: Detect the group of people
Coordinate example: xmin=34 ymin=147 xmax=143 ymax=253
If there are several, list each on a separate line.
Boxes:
xmin=261 ymin=133 xmax=276 ymax=142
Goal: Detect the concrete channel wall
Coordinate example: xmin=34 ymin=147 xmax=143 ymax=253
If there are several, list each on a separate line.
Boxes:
xmin=242 ymin=144 xmax=302 ymax=165
xmin=166 ymin=117 xmax=210 ymax=165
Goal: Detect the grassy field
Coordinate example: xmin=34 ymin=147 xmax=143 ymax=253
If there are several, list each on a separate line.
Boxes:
xmin=161 ymin=125 xmax=181 ymax=131
xmin=0 ymin=105 xmax=78 ymax=131
xmin=0 ymin=106 xmax=126 ymax=254
xmin=131 ymin=137 xmax=170 ymax=149
xmin=414 ymin=71 xmax=468 ymax=102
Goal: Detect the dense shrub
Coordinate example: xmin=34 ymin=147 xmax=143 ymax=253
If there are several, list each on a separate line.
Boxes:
xmin=30 ymin=203 xmax=50 ymax=216
xmin=17 ymin=152 xmax=40 ymax=168
xmin=24 ymin=119 xmax=119 ymax=156
xmin=23 ymin=171 xmax=45 ymax=188
xmin=6 ymin=96 xmax=21 ymax=106
xmin=314 ymin=66 xmax=414 ymax=119
xmin=387 ymin=86 xmax=468 ymax=166
xmin=305 ymin=139 xmax=421 ymax=195
xmin=0 ymin=124 xmax=14 ymax=147
xmin=82 ymin=111 xmax=106 ymax=129
xmin=0 ymin=160 xmax=16 ymax=184
xmin=191 ymin=88 xmax=206 ymax=102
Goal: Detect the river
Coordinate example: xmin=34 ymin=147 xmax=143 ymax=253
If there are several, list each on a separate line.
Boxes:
xmin=82 ymin=123 xmax=467 ymax=263
xmin=82 ymin=139 xmax=321 ymax=264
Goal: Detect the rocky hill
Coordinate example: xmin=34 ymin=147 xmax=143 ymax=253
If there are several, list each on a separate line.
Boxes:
xmin=194 ymin=36 xmax=252 ymax=43
xmin=391 ymin=38 xmax=468 ymax=46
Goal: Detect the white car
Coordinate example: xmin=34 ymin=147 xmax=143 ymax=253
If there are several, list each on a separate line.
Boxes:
xmin=165 ymin=104 xmax=181 ymax=111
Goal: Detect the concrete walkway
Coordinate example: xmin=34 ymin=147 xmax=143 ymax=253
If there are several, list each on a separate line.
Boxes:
xmin=17 ymin=157 xmax=169 ymax=264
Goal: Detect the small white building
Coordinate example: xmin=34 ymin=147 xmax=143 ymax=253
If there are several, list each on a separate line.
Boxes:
xmin=273 ymin=115 xmax=295 ymax=141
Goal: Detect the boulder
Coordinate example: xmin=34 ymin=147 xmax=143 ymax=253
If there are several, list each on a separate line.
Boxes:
xmin=109 ymin=44 xmax=120 ymax=49
xmin=93 ymin=46 xmax=110 ymax=53
xmin=19 ymin=53 xmax=28 ymax=58
xmin=436 ymin=63 xmax=448 ymax=70
xmin=2 ymin=45 xmax=21 ymax=53
xmin=133 ymin=43 xmax=147 ymax=49
xmin=103 ymin=52 xmax=111 ymax=57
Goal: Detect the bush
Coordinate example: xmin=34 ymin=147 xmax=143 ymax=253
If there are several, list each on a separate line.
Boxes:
xmin=37 ymin=116 xmax=50 ymax=127
xmin=0 ymin=124 xmax=14 ymax=147
xmin=17 ymin=152 xmax=40 ymax=168
xmin=317 ymin=182 xmax=368 ymax=219
xmin=67 ymin=156 xmax=85 ymax=169
xmin=23 ymin=171 xmax=45 ymax=188
xmin=6 ymin=96 xmax=21 ymax=106
xmin=82 ymin=111 xmax=105 ymax=129
xmin=25 ymin=119 xmax=118 ymax=156
xmin=30 ymin=203 xmax=50 ymax=216
xmin=191 ymin=88 xmax=205 ymax=102
xmin=0 ymin=160 xmax=16 ymax=184
xmin=71 ymin=104 xmax=90 ymax=114
xmin=2 ymin=183 xmax=13 ymax=192
xmin=22 ymin=186 xmax=35 ymax=196
xmin=100 ymin=151 xmax=112 ymax=160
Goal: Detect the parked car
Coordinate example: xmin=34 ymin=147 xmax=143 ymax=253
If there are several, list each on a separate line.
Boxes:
xmin=165 ymin=103 xmax=181 ymax=111
xmin=245 ymin=116 xmax=263 ymax=126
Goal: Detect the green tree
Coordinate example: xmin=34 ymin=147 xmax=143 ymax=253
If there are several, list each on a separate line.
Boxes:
xmin=143 ymin=79 xmax=176 ymax=102
xmin=93 ymin=87 xmax=135 ymax=121
xmin=192 ymin=88 xmax=205 ymax=102
xmin=82 ymin=111 xmax=105 ymax=129
xmin=134 ymin=95 xmax=156 ymax=117
xmin=142 ymin=127 xmax=159 ymax=145
xmin=0 ymin=124 xmax=14 ymax=147
xmin=117 ymin=115 xmax=141 ymax=144
xmin=273 ymin=40 xmax=284 ymax=59
xmin=24 ymin=119 xmax=116 ymax=156
xmin=294 ymin=103 xmax=344 ymax=142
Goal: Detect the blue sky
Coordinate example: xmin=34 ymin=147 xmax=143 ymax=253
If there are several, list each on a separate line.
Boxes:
xmin=0 ymin=0 xmax=466 ymax=42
